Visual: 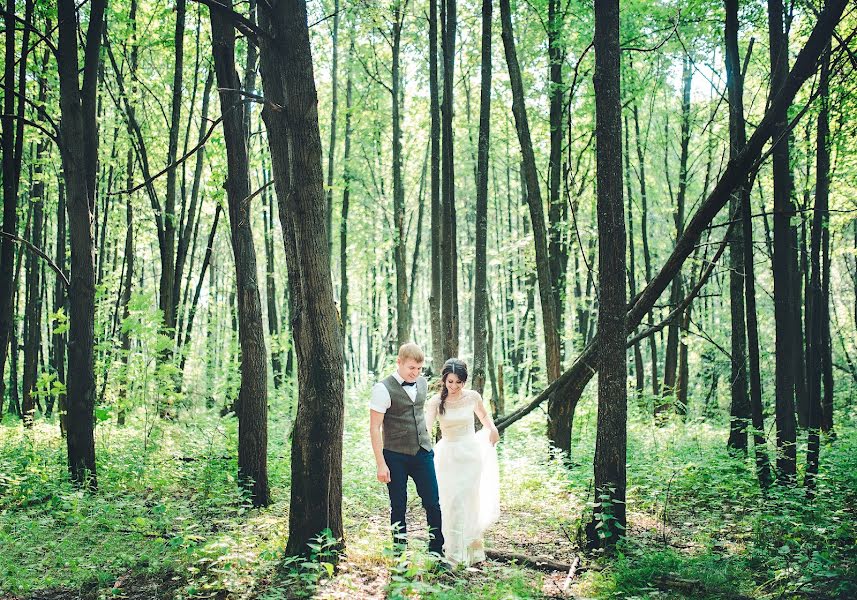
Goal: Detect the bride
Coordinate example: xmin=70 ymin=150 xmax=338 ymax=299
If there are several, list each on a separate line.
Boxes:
xmin=425 ymin=358 xmax=501 ymax=566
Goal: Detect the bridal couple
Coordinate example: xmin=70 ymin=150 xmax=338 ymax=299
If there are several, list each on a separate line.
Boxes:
xmin=369 ymin=342 xmax=501 ymax=567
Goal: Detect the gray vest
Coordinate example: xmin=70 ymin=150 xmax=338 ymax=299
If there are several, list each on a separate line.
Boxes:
xmin=382 ymin=375 xmax=432 ymax=455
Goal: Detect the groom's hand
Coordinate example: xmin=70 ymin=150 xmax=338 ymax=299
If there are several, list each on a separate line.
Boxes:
xmin=377 ymin=463 xmax=391 ymax=483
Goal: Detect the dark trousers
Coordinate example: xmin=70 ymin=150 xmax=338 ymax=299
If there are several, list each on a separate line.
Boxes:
xmin=383 ymin=447 xmax=444 ymax=555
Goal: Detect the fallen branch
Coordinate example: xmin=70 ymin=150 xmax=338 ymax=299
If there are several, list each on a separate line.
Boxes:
xmin=485 ymin=549 xmax=576 ymax=572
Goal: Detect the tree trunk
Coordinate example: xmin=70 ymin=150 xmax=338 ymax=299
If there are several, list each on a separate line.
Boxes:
xmin=340 ymin=32 xmax=354 ymax=354
xmin=210 ymin=2 xmax=270 ymax=507
xmin=472 ymin=0 xmax=492 ymax=396
xmin=500 ymin=0 xmax=563 ymax=451
xmin=805 ymin=45 xmax=829 ymax=495
xmin=547 ymin=0 xmax=568 ymax=358
xmin=663 ymin=58 xmax=691 ymax=405
xmin=49 ymin=180 xmax=67 ymax=425
xmin=768 ymin=0 xmax=798 ymax=483
xmin=725 ymin=4 xmax=750 ymax=454
xmin=624 ymin=115 xmax=645 ymax=400
xmin=56 ymin=0 xmax=105 ymax=488
xmin=392 ymin=3 xmax=410 ymax=347
xmin=429 ymin=0 xmax=443 ymax=374
xmin=325 ymin=0 xmax=340 ymax=261
xmin=262 ymin=167 xmax=282 ymax=387
xmin=258 ymin=0 xmax=345 ymax=556
xmin=586 ymin=0 xmax=626 ymax=548
xmin=440 ymin=0 xmax=460 ymax=360
xmin=631 ymin=101 xmax=660 ymax=398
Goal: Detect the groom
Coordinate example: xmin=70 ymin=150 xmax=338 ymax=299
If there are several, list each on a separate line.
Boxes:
xmin=369 ymin=342 xmax=444 ymax=556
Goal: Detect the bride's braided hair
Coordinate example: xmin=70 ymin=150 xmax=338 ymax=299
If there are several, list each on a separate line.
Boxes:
xmin=439 ymin=358 xmax=468 ymax=415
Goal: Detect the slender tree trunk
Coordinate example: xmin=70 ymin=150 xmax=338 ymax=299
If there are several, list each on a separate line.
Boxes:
xmin=57 ymin=0 xmax=105 ymax=488
xmin=724 ymin=7 xmax=750 ymax=453
xmin=392 ymin=3 xmax=410 ymax=347
xmin=211 ymin=2 xmax=270 ymax=507
xmin=547 ymin=0 xmax=568 ymax=358
xmin=624 ymin=116 xmax=645 ymax=399
xmin=325 ymin=0 xmax=340 ymax=261
xmin=429 ymin=0 xmax=443 ymax=373
xmin=587 ymin=0 xmax=626 ymax=547
xmin=440 ymin=0 xmax=460 ymax=360
xmin=258 ymin=0 xmax=345 ymax=556
xmin=500 ymin=0 xmax=562 ymax=396
xmin=49 ymin=180 xmax=67 ymax=424
xmin=805 ymin=45 xmax=829 ymax=495
xmin=340 ymin=32 xmax=354 ymax=353
xmin=632 ymin=102 xmax=660 ymax=399
xmin=768 ymin=0 xmax=798 ymax=483
xmin=473 ymin=0 xmax=492 ymax=395
xmin=262 ymin=167 xmax=282 ymax=387
xmin=663 ymin=58 xmax=691 ymax=404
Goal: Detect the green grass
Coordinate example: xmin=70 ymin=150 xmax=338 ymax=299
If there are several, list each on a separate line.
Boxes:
xmin=0 ymin=383 xmax=855 ymax=599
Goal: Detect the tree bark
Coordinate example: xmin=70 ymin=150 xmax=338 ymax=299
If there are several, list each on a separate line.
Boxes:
xmin=440 ymin=0 xmax=460 ymax=360
xmin=624 ymin=115 xmax=645 ymax=400
xmin=547 ymin=0 xmax=568 ymax=356
xmin=725 ymin=4 xmax=750 ymax=454
xmin=258 ymin=0 xmax=345 ymax=556
xmin=500 ymin=0 xmax=563 ymax=451
xmin=428 ymin=0 xmax=443 ymax=374
xmin=631 ymin=101 xmax=660 ymax=398
xmin=56 ymin=0 xmax=105 ymax=488
xmin=392 ymin=2 xmax=410 ymax=347
xmin=325 ymin=0 xmax=340 ymax=261
xmin=768 ymin=0 xmax=799 ymax=483
xmin=340 ymin=31 xmax=354 ymax=353
xmin=472 ymin=0 xmax=492 ymax=396
xmin=663 ymin=57 xmax=691 ymax=406
xmin=805 ymin=44 xmax=829 ymax=495
xmin=587 ymin=0 xmax=626 ymax=548
xmin=210 ymin=1 xmax=270 ymax=507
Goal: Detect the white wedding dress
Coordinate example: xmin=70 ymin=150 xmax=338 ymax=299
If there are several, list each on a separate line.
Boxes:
xmin=426 ymin=390 xmax=500 ymax=565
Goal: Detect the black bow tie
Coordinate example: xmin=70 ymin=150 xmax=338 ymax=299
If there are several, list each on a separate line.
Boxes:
xmin=401 ymin=381 xmax=417 ymax=387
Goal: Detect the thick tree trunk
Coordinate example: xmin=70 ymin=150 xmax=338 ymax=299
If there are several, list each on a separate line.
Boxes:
xmin=57 ymin=0 xmax=105 ymax=487
xmin=768 ymin=0 xmax=798 ymax=483
xmin=587 ymin=0 xmax=626 ymax=548
xmin=472 ymin=0 xmax=492 ymax=395
xmin=210 ymin=2 xmax=270 ymax=507
xmin=428 ymin=0 xmax=442 ymax=373
xmin=500 ymin=0 xmax=563 ymax=451
xmin=440 ymin=0 xmax=460 ymax=360
xmin=258 ymin=0 xmax=345 ymax=556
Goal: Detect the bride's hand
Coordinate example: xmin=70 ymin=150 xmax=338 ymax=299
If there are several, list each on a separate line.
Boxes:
xmin=488 ymin=427 xmax=500 ymax=446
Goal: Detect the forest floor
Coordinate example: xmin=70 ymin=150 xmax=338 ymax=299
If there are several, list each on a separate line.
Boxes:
xmin=0 ymin=382 xmax=855 ymax=599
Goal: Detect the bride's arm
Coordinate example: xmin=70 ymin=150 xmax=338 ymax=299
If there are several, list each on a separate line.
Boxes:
xmin=424 ymin=394 xmax=439 ymax=430
xmin=473 ymin=392 xmax=500 ymax=445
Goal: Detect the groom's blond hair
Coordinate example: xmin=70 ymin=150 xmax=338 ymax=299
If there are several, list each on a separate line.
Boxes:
xmin=397 ymin=342 xmax=425 ymax=363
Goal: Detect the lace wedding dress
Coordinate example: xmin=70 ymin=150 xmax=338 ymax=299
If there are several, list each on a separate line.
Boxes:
xmin=426 ymin=390 xmax=500 ymax=565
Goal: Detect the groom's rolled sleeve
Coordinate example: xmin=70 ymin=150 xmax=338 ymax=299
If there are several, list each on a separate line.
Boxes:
xmin=369 ymin=382 xmax=392 ymax=414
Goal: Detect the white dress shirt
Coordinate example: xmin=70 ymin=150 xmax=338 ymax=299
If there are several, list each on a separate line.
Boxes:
xmin=369 ymin=371 xmax=417 ymax=413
